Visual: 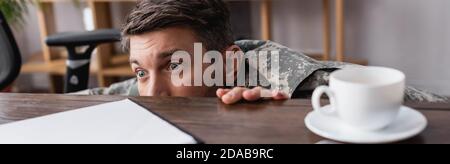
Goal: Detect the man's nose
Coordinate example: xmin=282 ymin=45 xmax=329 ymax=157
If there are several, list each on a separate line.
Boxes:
xmin=145 ymin=76 xmax=170 ymax=97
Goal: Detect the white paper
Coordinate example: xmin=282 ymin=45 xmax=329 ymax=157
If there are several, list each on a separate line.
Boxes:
xmin=0 ymin=99 xmax=198 ymax=144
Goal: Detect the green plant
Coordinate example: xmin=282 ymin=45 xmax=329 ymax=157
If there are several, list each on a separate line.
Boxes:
xmin=0 ymin=0 xmax=32 ymax=25
xmin=0 ymin=0 xmax=80 ymax=26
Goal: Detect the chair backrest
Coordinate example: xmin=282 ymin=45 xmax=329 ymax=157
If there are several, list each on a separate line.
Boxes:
xmin=0 ymin=11 xmax=22 ymax=90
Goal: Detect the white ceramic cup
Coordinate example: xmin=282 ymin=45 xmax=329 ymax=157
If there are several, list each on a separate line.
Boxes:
xmin=312 ymin=67 xmax=406 ymax=131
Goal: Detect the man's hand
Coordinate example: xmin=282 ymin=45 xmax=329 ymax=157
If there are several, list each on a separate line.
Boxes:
xmin=216 ymin=87 xmax=289 ymax=104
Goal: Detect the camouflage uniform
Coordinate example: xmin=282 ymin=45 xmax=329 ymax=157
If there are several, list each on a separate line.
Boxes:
xmin=83 ymin=40 xmax=448 ymax=103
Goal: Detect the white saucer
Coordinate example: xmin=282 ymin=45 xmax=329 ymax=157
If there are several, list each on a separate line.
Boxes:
xmin=305 ymin=105 xmax=428 ymax=144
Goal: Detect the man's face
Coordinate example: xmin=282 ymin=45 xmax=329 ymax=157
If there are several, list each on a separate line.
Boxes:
xmin=129 ymin=27 xmax=218 ymax=97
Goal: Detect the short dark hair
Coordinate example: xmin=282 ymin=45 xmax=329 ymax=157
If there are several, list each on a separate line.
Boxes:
xmin=122 ymin=0 xmax=234 ymax=51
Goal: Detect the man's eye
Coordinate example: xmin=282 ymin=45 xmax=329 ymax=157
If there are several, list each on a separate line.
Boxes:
xmin=136 ymin=70 xmax=147 ymax=78
xmin=168 ymin=63 xmax=181 ymax=71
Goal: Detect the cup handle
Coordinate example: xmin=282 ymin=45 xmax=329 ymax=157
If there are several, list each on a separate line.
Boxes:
xmin=312 ymin=86 xmax=337 ymax=115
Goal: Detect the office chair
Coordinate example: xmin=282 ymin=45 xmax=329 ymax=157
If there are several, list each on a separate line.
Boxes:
xmin=0 ymin=11 xmax=22 ymax=91
xmin=46 ymin=29 xmax=121 ymax=93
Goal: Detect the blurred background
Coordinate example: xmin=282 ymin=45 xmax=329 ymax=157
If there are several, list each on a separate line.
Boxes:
xmin=2 ymin=0 xmax=450 ymax=96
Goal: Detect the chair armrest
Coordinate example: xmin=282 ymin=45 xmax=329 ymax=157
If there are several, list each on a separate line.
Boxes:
xmin=45 ymin=29 xmax=121 ymax=47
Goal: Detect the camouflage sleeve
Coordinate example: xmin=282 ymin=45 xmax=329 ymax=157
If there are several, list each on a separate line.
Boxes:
xmin=404 ymin=86 xmax=448 ymax=103
xmin=237 ymin=40 xmax=334 ymax=97
xmin=84 ymin=78 xmax=139 ymax=96
xmin=294 ymin=69 xmax=449 ymax=103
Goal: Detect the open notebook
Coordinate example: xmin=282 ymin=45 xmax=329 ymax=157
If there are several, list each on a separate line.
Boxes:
xmin=0 ymin=99 xmax=199 ymax=144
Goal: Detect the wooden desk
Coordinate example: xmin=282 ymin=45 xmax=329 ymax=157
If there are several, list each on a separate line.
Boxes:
xmin=0 ymin=93 xmax=449 ymax=144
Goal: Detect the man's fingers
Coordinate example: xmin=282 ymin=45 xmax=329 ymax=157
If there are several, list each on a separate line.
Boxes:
xmin=221 ymin=87 xmax=247 ymax=104
xmin=242 ymin=87 xmax=263 ymax=101
xmin=216 ymin=88 xmax=231 ymax=98
xmin=272 ymin=90 xmax=289 ymax=100
xmin=220 ymin=87 xmax=290 ymax=104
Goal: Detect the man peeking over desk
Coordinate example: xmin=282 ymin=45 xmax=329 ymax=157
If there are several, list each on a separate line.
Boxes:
xmin=78 ymin=0 xmax=447 ymax=104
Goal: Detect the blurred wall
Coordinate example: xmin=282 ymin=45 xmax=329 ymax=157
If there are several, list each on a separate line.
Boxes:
xmin=269 ymin=0 xmax=450 ymax=96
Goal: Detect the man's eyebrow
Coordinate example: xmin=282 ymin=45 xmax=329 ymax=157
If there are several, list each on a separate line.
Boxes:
xmin=130 ymin=59 xmax=140 ymax=65
xmin=158 ymin=49 xmax=183 ymax=59
xmin=129 ymin=48 xmax=184 ymax=65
